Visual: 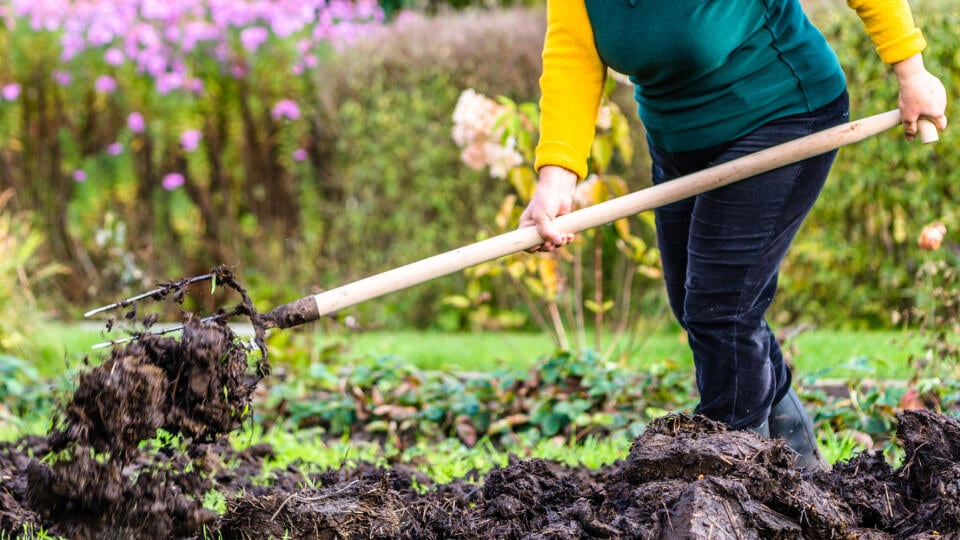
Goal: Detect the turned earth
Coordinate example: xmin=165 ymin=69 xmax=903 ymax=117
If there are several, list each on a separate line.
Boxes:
xmin=2 ymin=312 xmax=959 ymax=538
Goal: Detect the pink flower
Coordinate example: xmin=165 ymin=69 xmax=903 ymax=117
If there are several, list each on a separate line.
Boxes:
xmin=53 ymin=70 xmax=72 ymax=86
xmin=72 ymin=170 xmax=87 ymax=182
xmin=180 ymin=129 xmax=202 ymax=152
xmin=270 ymin=14 xmax=302 ymax=38
xmin=271 ymin=99 xmax=300 ymax=121
xmin=185 ymin=78 xmax=204 ymax=95
xmin=918 ymin=222 xmax=947 ymax=251
xmin=95 ymin=75 xmax=117 ymax=94
xmin=156 ymin=72 xmax=184 ymax=94
xmin=107 ymin=142 xmax=123 ymax=156
xmin=230 ymin=63 xmax=248 ymax=79
xmin=240 ymin=27 xmax=269 ymax=52
xmin=162 ymin=172 xmax=185 ymax=190
xmin=1 ymin=83 xmax=20 ymax=101
xmin=182 ymin=21 xmax=219 ymax=53
xmin=60 ymin=32 xmax=85 ymax=62
xmin=141 ymin=50 xmax=168 ymax=77
xmin=293 ymin=148 xmax=308 ymax=162
xmin=87 ymin=21 xmax=115 ymax=47
xmin=104 ymin=48 xmax=125 ymax=66
xmin=127 ymin=112 xmax=145 ymax=133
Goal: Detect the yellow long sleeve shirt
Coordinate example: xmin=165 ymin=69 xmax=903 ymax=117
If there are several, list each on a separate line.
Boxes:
xmin=535 ymin=0 xmax=927 ymax=179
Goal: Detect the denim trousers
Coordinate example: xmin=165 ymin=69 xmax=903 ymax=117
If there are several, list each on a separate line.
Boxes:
xmin=648 ymin=90 xmax=849 ymax=430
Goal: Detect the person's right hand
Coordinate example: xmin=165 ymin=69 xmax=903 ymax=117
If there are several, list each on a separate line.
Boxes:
xmin=893 ymin=53 xmax=948 ymax=140
xmin=518 ymin=165 xmax=578 ymax=252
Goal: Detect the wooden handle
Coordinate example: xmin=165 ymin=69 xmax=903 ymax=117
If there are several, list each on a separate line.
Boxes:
xmin=263 ymin=109 xmax=908 ymax=329
xmin=918 ymin=118 xmax=939 ymax=144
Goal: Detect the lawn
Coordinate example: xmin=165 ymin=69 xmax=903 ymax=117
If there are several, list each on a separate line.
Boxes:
xmin=29 ymin=321 xmax=925 ymax=380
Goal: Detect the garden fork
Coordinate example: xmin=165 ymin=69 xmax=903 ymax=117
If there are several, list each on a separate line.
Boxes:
xmin=85 ymin=111 xmax=938 ymax=346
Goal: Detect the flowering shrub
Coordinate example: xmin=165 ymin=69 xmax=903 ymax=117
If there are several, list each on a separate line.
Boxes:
xmin=3 ymin=0 xmax=385 ymax=94
xmin=447 ymin=84 xmax=662 ymax=354
xmin=451 ymin=89 xmax=523 ymax=179
xmin=0 ymin=0 xmax=390 ymax=301
xmin=897 ymin=220 xmax=960 ymax=382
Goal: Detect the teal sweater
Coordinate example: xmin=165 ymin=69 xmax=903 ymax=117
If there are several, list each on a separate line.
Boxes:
xmin=585 ymin=0 xmax=847 ymax=152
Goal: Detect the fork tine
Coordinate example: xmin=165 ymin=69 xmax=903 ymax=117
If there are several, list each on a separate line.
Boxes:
xmin=83 ymin=274 xmax=214 ymax=318
xmin=89 ymin=313 xmax=228 ymax=349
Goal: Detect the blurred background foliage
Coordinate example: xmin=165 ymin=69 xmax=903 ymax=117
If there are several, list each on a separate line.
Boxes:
xmin=0 ymin=0 xmax=956 ymax=339
xmin=778 ymin=0 xmax=959 ymax=328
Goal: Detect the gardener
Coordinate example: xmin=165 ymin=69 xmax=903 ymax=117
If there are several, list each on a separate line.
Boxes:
xmin=519 ymin=0 xmax=948 ymax=470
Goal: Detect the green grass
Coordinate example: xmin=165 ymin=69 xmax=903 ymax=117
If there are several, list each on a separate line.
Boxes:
xmin=230 ymin=422 xmax=630 ymax=484
xmin=19 ymin=322 xmax=105 ymax=377
xmin=311 ymin=327 xmax=925 ymax=380
xmin=790 ymin=329 xmax=926 ymax=380
xmin=20 ymin=322 xmax=929 ymax=381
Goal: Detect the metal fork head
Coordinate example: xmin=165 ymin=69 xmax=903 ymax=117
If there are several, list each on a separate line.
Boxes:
xmin=82 ymin=266 xmax=255 ymax=348
xmin=83 ymin=273 xmax=215 ymax=318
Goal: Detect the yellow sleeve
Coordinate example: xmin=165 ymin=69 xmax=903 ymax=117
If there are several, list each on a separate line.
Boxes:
xmin=533 ymin=0 xmax=607 ymax=180
xmin=846 ymin=0 xmax=926 ymax=64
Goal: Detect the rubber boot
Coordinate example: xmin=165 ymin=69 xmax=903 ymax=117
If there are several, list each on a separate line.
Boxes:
xmin=746 ymin=420 xmax=769 ymax=438
xmin=769 ymin=388 xmax=830 ymax=471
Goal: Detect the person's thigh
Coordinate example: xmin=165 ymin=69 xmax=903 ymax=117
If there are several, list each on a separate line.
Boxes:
xmin=684 ymin=94 xmax=849 ymax=427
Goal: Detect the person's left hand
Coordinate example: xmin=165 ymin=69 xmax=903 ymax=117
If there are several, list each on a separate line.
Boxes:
xmin=518 ymin=165 xmax=577 ymax=252
xmin=893 ymin=53 xmax=948 ymax=141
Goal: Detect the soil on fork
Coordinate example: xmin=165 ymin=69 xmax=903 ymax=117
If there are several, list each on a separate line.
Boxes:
xmin=2 ymin=269 xmax=960 ymax=538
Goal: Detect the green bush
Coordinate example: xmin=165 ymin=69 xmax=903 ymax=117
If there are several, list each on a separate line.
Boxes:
xmin=281 ymin=8 xmax=550 ymax=326
xmin=775 ymin=0 xmax=960 ymax=328
xmin=0 ymin=190 xmax=65 ymax=353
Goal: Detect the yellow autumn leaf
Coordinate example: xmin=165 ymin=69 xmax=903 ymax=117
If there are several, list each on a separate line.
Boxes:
xmin=507 ymin=260 xmax=527 ymax=280
xmin=538 ymin=255 xmax=562 ymax=295
xmin=523 ymin=276 xmax=546 ymax=298
xmin=614 ymin=217 xmax=631 ymax=240
xmin=509 ymin=166 xmax=537 ymax=204
xmin=495 ymin=194 xmax=517 ymax=231
xmin=442 ymin=295 xmax=472 ymax=309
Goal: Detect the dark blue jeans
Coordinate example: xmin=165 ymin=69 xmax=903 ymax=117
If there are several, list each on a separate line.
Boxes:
xmin=649 ymin=91 xmax=849 ymax=430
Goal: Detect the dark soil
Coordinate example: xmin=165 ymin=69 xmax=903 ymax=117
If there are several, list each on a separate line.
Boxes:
xmin=3 ymin=269 xmax=960 ymax=538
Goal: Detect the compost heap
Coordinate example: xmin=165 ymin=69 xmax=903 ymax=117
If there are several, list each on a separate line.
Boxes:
xmin=3 ymin=273 xmax=960 ymax=538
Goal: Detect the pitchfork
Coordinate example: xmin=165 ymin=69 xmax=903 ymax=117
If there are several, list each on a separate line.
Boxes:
xmin=84 ymin=111 xmax=939 ymax=348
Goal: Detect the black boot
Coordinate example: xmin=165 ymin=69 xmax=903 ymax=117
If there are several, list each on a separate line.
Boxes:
xmin=769 ymin=388 xmax=830 ymax=471
xmin=746 ymin=420 xmax=769 ymax=438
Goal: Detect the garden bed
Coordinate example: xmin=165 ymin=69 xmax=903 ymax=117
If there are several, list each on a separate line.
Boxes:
xmin=2 ymin=316 xmax=960 ymax=539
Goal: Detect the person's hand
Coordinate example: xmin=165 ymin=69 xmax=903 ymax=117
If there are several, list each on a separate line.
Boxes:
xmin=518 ymin=165 xmax=577 ymax=252
xmin=893 ymin=53 xmax=948 ymax=141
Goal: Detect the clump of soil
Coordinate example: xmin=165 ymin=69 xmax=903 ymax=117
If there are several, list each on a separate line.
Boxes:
xmin=6 ymin=267 xmax=270 ymax=539
xmin=22 ymin=314 xmax=262 ymax=539
xmin=47 ymin=315 xmax=258 ymax=457
xmin=212 ymin=410 xmax=960 ymax=539
xmin=7 ymin=403 xmax=960 ymax=538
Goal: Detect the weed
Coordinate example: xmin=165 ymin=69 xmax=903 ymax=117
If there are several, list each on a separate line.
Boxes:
xmin=202 ymin=489 xmax=228 ymax=515
xmin=818 ymin=425 xmax=870 ymax=464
